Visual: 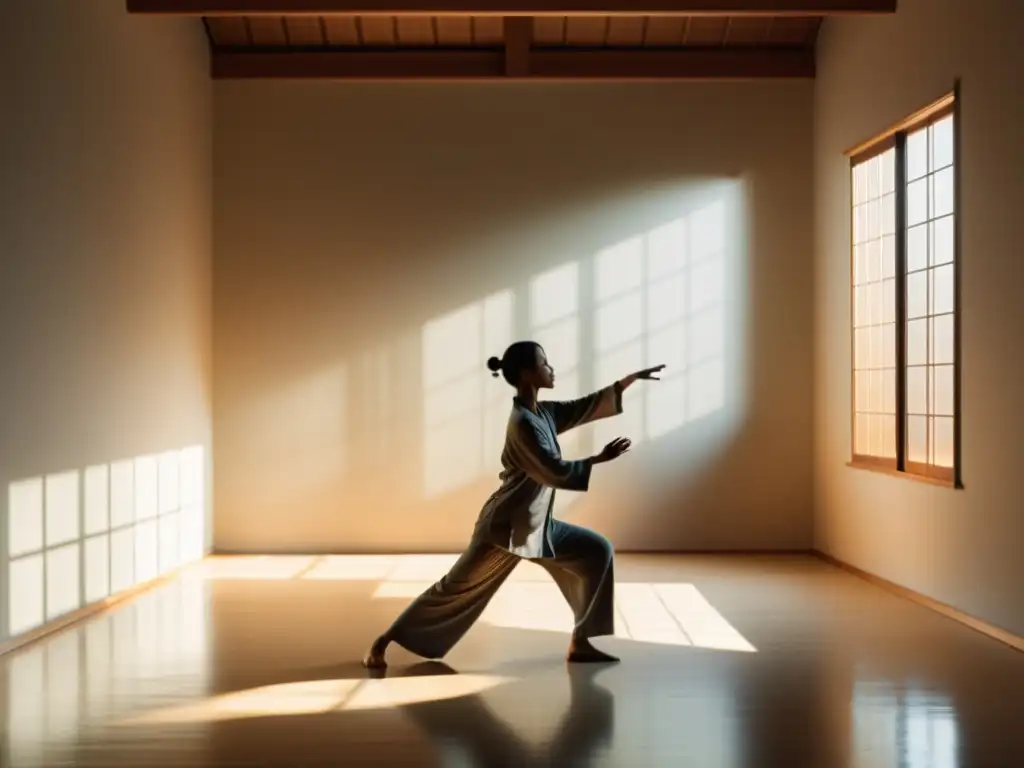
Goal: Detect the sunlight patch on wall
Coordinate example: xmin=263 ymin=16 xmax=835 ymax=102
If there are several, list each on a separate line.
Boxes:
xmin=591 ymin=200 xmax=727 ymax=455
xmin=6 ymin=445 xmax=206 ymax=640
xmin=422 ymin=291 xmax=515 ymax=499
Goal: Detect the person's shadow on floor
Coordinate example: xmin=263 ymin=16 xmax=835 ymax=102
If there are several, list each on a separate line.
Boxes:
xmin=393 ymin=659 xmax=615 ymax=767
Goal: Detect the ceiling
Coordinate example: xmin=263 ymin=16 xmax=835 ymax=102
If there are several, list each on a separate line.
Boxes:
xmin=126 ymin=1 xmax=899 ymax=80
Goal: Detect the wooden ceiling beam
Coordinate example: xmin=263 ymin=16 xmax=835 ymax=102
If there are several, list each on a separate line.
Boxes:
xmin=211 ymin=47 xmax=815 ymax=79
xmin=503 ymin=17 xmax=532 ymax=77
xmin=128 ymin=0 xmax=897 ymax=16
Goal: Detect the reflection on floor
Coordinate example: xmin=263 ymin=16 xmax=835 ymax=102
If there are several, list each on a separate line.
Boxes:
xmin=3 ymin=554 xmax=1023 ymax=767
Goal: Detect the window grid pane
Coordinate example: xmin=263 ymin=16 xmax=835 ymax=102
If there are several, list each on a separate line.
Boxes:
xmin=852 ymin=148 xmax=898 ymax=459
xmin=904 ymin=119 xmax=955 ymax=471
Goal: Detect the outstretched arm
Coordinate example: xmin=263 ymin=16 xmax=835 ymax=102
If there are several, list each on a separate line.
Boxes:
xmin=542 ymin=364 xmax=666 ymax=435
xmin=616 ymin=364 xmax=666 ymax=393
xmin=541 ymin=383 xmax=623 ymax=435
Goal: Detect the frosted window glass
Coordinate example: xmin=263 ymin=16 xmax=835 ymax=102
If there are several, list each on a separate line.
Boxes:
xmin=109 ymin=461 xmax=134 ymax=528
xmin=933 ymin=416 xmax=955 ymax=468
xmin=46 ymin=543 xmax=81 ymax=620
xmin=83 ymin=465 xmax=109 ymax=536
xmin=931 ymin=216 xmax=954 ymax=267
xmin=9 ymin=478 xmax=44 ymax=557
xmin=931 ymin=314 xmax=955 ymax=365
xmin=134 ymin=456 xmax=158 ymax=521
xmin=45 ymin=471 xmax=79 ymax=547
xmin=84 ymin=534 xmax=110 ymax=604
xmin=907 ymin=415 xmax=928 ymax=463
xmin=907 ymin=224 xmax=928 ymax=272
xmin=931 ymin=115 xmax=954 ymax=169
xmin=9 ymin=555 xmax=45 ymax=636
xmin=907 ymin=128 xmax=928 ymax=181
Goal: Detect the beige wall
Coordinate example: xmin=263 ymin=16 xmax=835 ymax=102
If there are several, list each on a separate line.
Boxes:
xmin=213 ymin=80 xmax=815 ymax=553
xmin=0 ymin=2 xmax=213 ymax=641
xmin=814 ymin=0 xmax=1024 ymax=636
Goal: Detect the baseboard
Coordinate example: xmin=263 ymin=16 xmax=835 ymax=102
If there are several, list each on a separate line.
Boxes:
xmin=0 ymin=558 xmax=205 ymax=658
xmin=813 ymin=550 xmax=1024 ymax=655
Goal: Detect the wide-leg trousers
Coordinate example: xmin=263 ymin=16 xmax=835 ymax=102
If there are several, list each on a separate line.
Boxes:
xmin=385 ymin=520 xmax=615 ymax=660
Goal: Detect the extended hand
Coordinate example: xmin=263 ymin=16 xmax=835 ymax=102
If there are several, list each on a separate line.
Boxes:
xmin=597 ymin=437 xmax=632 ymax=463
xmin=636 ymin=364 xmax=666 ymax=380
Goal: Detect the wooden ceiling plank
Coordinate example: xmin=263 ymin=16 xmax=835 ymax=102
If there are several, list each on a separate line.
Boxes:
xmin=395 ymin=15 xmax=437 ymax=43
xmin=643 ymin=16 xmax=685 ymax=45
xmin=284 ymin=16 xmax=327 ymax=45
xmin=605 ymin=15 xmax=646 ymax=46
xmin=129 ymin=0 xmax=898 ymax=18
xmin=564 ymin=15 xmax=609 ymax=45
xmin=531 ymin=16 xmax=566 ymax=44
xmin=205 ymin=16 xmax=250 ymax=45
xmin=322 ymin=15 xmax=361 ymax=43
xmin=722 ymin=15 xmax=773 ymax=44
xmin=684 ymin=15 xmax=729 ymax=44
xmin=211 ymin=46 xmax=815 ymax=78
xmin=359 ymin=15 xmax=397 ymax=43
xmin=435 ymin=15 xmax=474 ymax=44
xmin=763 ymin=14 xmax=813 ymax=43
xmin=246 ymin=15 xmax=288 ymax=44
xmin=472 ymin=15 xmax=504 ymax=43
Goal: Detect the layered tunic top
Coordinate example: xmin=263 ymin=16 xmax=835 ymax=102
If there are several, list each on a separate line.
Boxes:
xmin=472 ymin=383 xmax=624 ymax=559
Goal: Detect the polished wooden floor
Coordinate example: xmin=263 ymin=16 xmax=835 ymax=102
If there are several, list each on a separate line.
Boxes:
xmin=4 ymin=554 xmax=1023 ymax=767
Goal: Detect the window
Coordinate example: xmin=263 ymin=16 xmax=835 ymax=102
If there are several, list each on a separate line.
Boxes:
xmin=848 ymin=89 xmax=960 ymax=486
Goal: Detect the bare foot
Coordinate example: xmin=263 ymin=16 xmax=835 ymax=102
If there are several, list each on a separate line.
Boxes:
xmin=567 ymin=637 xmax=619 ymax=664
xmin=362 ymin=636 xmax=390 ymax=669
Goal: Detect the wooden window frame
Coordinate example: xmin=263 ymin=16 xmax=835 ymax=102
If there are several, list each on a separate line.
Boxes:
xmin=846 ymin=84 xmax=963 ymax=489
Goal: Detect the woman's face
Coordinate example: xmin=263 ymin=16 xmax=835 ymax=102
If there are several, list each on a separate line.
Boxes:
xmin=527 ymin=346 xmax=556 ymax=390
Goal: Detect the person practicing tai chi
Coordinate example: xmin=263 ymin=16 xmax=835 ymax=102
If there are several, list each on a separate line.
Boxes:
xmin=363 ymin=341 xmax=665 ymax=668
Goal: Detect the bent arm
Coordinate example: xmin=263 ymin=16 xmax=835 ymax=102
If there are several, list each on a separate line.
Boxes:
xmin=508 ymin=419 xmax=594 ymax=492
xmin=541 ymin=382 xmax=624 ymax=435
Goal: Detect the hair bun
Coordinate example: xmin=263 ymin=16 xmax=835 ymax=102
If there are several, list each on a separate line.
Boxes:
xmin=486 ymin=356 xmax=503 ymax=377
